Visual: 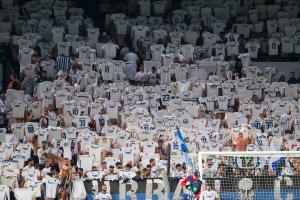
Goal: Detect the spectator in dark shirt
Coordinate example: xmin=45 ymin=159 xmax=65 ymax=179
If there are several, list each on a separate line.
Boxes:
xmin=278 ymin=75 xmax=286 ymax=82
xmin=287 ymin=72 xmax=298 ymax=84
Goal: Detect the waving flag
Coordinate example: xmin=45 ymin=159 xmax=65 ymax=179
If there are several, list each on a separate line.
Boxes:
xmin=269 ymin=156 xmax=285 ymax=176
xmin=176 ymin=127 xmax=195 ymax=170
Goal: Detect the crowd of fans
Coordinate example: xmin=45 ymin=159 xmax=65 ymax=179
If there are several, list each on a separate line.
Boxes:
xmin=0 ymin=0 xmax=300 ymax=199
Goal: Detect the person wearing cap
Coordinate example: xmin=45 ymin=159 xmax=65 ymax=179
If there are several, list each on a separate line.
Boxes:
xmin=181 ymin=170 xmax=202 ymax=200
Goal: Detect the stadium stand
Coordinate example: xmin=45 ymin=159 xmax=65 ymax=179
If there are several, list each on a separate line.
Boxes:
xmin=0 ymin=0 xmax=300 ymax=199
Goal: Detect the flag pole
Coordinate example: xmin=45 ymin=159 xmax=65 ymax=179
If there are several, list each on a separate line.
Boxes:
xmin=167 ymin=143 xmax=171 ymax=177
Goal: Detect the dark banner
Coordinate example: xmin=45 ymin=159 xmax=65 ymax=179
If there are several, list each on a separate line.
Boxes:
xmin=81 ymin=176 xmax=300 ymax=200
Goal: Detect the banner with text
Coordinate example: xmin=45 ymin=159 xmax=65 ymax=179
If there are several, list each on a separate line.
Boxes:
xmin=82 ymin=176 xmax=300 ymax=200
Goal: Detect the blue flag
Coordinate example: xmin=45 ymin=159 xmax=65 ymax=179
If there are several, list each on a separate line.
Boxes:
xmin=270 ymin=157 xmax=285 ymax=176
xmin=176 ymin=127 xmax=195 ymax=170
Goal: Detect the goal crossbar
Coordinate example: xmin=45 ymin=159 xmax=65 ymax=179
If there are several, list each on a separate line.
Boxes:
xmin=198 ymin=151 xmax=300 ymax=157
xmin=198 ymin=151 xmax=300 ymax=180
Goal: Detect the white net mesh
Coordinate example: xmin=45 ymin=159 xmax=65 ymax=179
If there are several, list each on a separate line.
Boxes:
xmin=198 ymin=151 xmax=300 ymax=200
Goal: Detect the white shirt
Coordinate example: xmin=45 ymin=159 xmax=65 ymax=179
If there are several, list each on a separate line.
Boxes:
xmin=212 ymin=21 xmax=226 ymax=35
xmin=238 ymin=53 xmax=251 ymax=68
xmin=57 ymin=42 xmax=71 ymax=56
xmin=225 ymin=33 xmax=239 ymax=43
xmin=181 ymin=44 xmax=194 ymax=60
xmin=103 ymin=43 xmax=119 ymax=59
xmin=67 ymin=19 xmax=81 ymax=34
xmin=200 ymin=190 xmax=220 ymax=200
xmin=214 ymin=44 xmax=225 ymax=57
xmin=226 ymin=41 xmax=239 ymax=56
xmin=131 ymin=25 xmax=149 ymax=50
xmin=105 ymin=101 xmax=120 ymax=120
xmin=160 ymin=66 xmax=172 ymax=84
xmin=100 ymin=63 xmax=115 ymax=81
xmin=51 ymin=27 xmax=65 ymax=44
xmin=293 ymin=35 xmax=300 ymax=54
xmin=268 ymin=38 xmax=280 ymax=55
xmin=95 ymin=192 xmax=112 ymax=200
xmin=267 ymin=19 xmax=278 ymax=36
xmin=245 ymin=42 xmax=261 ymax=58
xmin=161 ymin=54 xmax=174 ymax=66
xmin=11 ymin=101 xmax=26 ymax=119
xmin=125 ymin=52 xmax=139 ymax=63
xmin=87 ymin=28 xmax=99 ymax=44
xmin=236 ymin=24 xmax=253 ymax=38
xmin=115 ymin=20 xmax=129 ymax=35
xmin=19 ymin=48 xmax=34 ymax=71
xmin=135 ymin=71 xmax=146 ymax=81
xmin=281 ymin=36 xmax=293 ymax=54
xmin=150 ymin=44 xmax=164 ymax=62
xmin=77 ymin=46 xmax=91 ymax=60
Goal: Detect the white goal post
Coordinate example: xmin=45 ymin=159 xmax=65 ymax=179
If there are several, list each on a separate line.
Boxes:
xmin=198 ymin=151 xmax=300 ymax=200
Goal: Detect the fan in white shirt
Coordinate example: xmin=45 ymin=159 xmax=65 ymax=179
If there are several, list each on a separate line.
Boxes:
xmin=24 ymin=122 xmax=39 ymax=142
xmin=40 ymin=59 xmax=56 ymax=78
xmin=105 ymin=101 xmax=121 ymax=120
xmin=293 ymin=35 xmax=300 ymax=54
xmin=267 ymin=19 xmax=278 ymax=36
xmin=77 ymin=46 xmax=91 ymax=60
xmin=57 ymin=42 xmax=71 ymax=56
xmin=24 ymin=33 xmax=42 ymax=48
xmin=152 ymin=29 xmax=168 ymax=41
xmin=160 ymin=66 xmax=173 ymax=84
xmin=245 ymin=42 xmax=261 ymax=58
xmin=181 ymin=44 xmax=194 ymax=61
xmin=214 ymin=43 xmax=225 ymax=57
xmin=236 ymin=24 xmax=253 ymax=38
xmin=87 ymin=28 xmax=99 ymax=45
xmin=67 ymin=19 xmax=81 ymax=34
xmin=169 ymin=31 xmax=183 ymax=44
xmin=175 ymin=66 xmax=187 ymax=82
xmin=226 ymin=41 xmax=239 ymax=56
xmin=161 ymin=54 xmax=174 ymax=67
xmin=103 ymin=43 xmax=119 ymax=58
xmin=212 ymin=21 xmax=226 ymax=35
xmin=100 ymin=63 xmax=115 ymax=81
xmin=225 ymin=33 xmax=239 ymax=43
xmin=135 ymin=67 xmax=146 ymax=81
xmin=131 ymin=25 xmax=150 ymax=50
xmin=11 ymin=100 xmax=26 ymax=119
xmin=150 ymin=44 xmax=164 ymax=62
xmin=51 ymin=27 xmax=65 ymax=44
xmin=19 ymin=48 xmax=34 ymax=72
xmin=38 ymin=42 xmax=55 ymax=58
xmin=74 ymin=115 xmax=91 ymax=129
xmin=29 ymin=101 xmax=42 ymax=120
xmin=17 ymin=38 xmax=31 ymax=49
xmin=238 ymin=53 xmax=251 ymax=68
xmin=281 ymin=36 xmax=294 ymax=54
xmin=268 ymin=38 xmax=280 ymax=56
xmin=115 ymin=20 xmax=129 ymax=35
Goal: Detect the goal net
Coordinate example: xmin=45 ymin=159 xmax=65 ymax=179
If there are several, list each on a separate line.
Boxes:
xmin=198 ymin=151 xmax=300 ymax=200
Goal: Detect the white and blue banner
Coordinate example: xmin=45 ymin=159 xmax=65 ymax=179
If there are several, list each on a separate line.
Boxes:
xmin=79 ymin=176 xmax=300 ymax=200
